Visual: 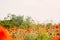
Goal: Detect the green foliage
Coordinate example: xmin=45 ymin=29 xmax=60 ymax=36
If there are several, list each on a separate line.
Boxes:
xmin=0 ymin=14 xmax=24 ymax=28
xmin=0 ymin=14 xmax=36 ymax=29
xmin=45 ymin=23 xmax=52 ymax=28
xmin=18 ymin=16 xmax=36 ymax=29
xmin=24 ymin=33 xmax=37 ymax=40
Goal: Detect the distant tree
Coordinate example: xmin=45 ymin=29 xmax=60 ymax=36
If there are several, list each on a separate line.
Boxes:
xmin=0 ymin=14 xmax=36 ymax=29
xmin=20 ymin=16 xmax=36 ymax=29
xmin=45 ymin=23 xmax=52 ymax=28
xmin=0 ymin=14 xmax=24 ymax=28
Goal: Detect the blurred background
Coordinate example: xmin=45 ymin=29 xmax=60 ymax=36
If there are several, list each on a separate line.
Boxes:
xmin=0 ymin=0 xmax=60 ymax=23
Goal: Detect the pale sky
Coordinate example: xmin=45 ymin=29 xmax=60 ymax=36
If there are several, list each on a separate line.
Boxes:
xmin=0 ymin=0 xmax=60 ymax=23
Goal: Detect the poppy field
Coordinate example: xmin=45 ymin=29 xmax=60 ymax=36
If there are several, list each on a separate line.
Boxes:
xmin=0 ymin=14 xmax=60 ymax=40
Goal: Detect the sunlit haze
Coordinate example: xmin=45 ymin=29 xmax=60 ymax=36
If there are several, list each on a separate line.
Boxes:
xmin=0 ymin=0 xmax=60 ymax=23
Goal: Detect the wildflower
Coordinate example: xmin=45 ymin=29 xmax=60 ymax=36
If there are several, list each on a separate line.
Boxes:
xmin=0 ymin=25 xmax=12 ymax=40
xmin=53 ymin=35 xmax=60 ymax=40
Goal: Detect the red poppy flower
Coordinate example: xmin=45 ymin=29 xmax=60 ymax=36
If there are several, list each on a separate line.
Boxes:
xmin=0 ymin=25 xmax=12 ymax=40
xmin=55 ymin=25 xmax=60 ymax=28
xmin=53 ymin=35 xmax=60 ymax=40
